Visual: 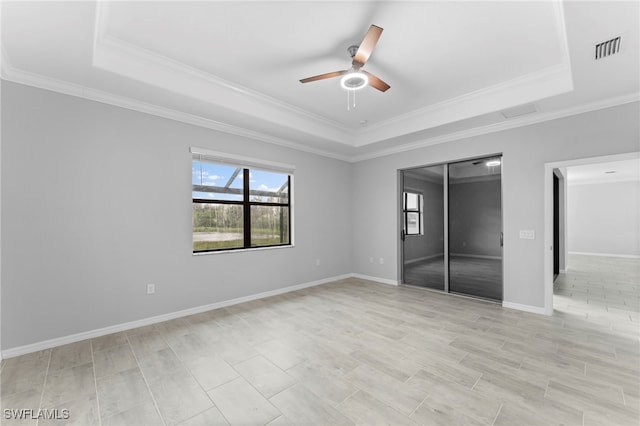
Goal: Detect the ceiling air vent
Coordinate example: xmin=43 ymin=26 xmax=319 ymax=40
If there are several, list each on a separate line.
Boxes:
xmin=595 ymin=36 xmax=621 ymax=60
xmin=501 ymin=103 xmax=538 ymax=119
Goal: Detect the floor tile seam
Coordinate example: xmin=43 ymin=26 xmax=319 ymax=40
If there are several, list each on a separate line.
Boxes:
xmin=0 ymin=365 xmax=47 ymax=398
xmin=470 ymin=372 xmax=483 ymax=391
xmin=455 ymin=352 xmax=473 ymax=370
xmin=91 ymin=341 xmax=131 ymax=356
xmin=621 ymin=386 xmax=628 ymax=407
xmin=88 ymin=340 xmax=103 ymax=426
xmin=351 ymin=353 xmax=413 ymax=384
xmin=124 ymin=333 xmax=167 ymax=426
xmin=548 ymin=379 xmax=627 ymax=409
xmin=34 ymin=348 xmax=52 ymax=426
xmin=333 ymin=386 xmax=362 ymax=411
xmin=232 ymin=354 xmax=298 ymax=400
xmin=415 ymin=389 xmax=498 ymax=426
xmin=490 ymin=402 xmax=504 ymax=426
xmin=178 ymin=403 xmax=227 ymax=426
xmin=198 ymin=390 xmax=233 ymax=426
xmin=584 ymin=359 xmax=640 ymax=380
xmin=239 ymin=370 xmax=288 ymax=414
xmin=33 ymin=381 xmax=97 ymax=417
xmin=498 ymin=338 xmax=508 ymax=352
xmin=168 ymin=336 xmax=243 ymax=399
xmin=406 ymin=392 xmax=429 ymax=419
xmin=99 ymin=400 xmax=158 ymax=425
xmin=334 ymin=389 xmax=412 ymax=425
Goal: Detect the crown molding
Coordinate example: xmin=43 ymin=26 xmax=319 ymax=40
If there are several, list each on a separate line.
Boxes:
xmin=353 ymin=0 xmax=574 ymax=147
xmin=351 ymin=93 xmax=640 ymax=162
xmin=354 ymin=62 xmax=574 ymax=147
xmin=92 ymin=2 xmax=354 ymax=146
xmin=90 ymin=33 xmax=577 ymax=152
xmin=3 ymin=60 xmax=636 ymax=165
xmin=3 ymin=34 xmax=637 ymax=166
xmin=0 ymin=64 xmax=352 ymax=163
xmin=91 ymin=1 xmax=576 ymax=150
xmin=359 ymin=63 xmax=570 ymax=134
xmin=98 ymin=35 xmax=355 ymax=140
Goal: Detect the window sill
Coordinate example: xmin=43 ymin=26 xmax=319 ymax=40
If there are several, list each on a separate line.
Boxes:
xmin=192 ymin=244 xmax=295 ymax=256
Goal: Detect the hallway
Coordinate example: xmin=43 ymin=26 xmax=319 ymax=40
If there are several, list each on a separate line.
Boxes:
xmin=554 ymin=254 xmax=639 ymax=331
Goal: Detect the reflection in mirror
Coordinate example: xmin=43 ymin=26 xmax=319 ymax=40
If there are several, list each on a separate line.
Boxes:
xmin=448 ymin=156 xmax=502 ymax=301
xmin=402 ymin=165 xmax=445 ymax=291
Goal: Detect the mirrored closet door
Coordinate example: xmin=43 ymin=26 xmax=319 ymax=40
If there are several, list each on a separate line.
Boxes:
xmin=400 ymin=156 xmax=503 ymax=302
xmin=401 ymin=165 xmax=446 ymax=291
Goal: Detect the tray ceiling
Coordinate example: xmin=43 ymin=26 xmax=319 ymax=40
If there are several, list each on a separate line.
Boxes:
xmin=2 ymin=1 xmax=638 ymax=161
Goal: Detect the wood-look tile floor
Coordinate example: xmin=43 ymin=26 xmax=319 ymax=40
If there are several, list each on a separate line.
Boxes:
xmin=1 ymin=255 xmax=638 ymax=425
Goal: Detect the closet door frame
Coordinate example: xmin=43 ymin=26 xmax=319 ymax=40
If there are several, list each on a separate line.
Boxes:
xmin=399 ymin=153 xmax=503 ymax=301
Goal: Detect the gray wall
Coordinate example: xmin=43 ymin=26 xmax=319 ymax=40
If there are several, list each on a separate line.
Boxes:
xmin=2 ymin=80 xmax=639 ymax=349
xmin=449 ymin=178 xmax=502 ymax=258
xmin=568 ymin=180 xmax=640 ymax=257
xmin=1 ymin=82 xmax=352 ymax=349
xmin=351 ymin=102 xmax=640 ymax=309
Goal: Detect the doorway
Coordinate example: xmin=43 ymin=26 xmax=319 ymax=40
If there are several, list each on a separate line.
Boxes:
xmin=401 ymin=155 xmax=503 ymax=302
xmin=543 ymin=152 xmax=640 ymax=315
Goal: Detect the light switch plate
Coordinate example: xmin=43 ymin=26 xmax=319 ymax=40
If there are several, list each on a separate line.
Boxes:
xmin=519 ymin=230 xmax=535 ymax=239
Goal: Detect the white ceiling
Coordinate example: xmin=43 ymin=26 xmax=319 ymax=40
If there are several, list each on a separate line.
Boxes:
xmin=2 ymin=1 xmax=639 ymax=161
xmin=567 ymin=158 xmax=640 ymax=185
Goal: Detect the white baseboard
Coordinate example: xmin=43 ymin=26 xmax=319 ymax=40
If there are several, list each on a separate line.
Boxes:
xmin=350 ymin=273 xmax=399 ymax=286
xmin=1 ymin=274 xmax=352 ymax=359
xmin=502 ymin=301 xmax=548 ymax=316
xmin=568 ymin=251 xmax=640 ymax=259
xmin=2 ymin=272 xmax=556 ymax=358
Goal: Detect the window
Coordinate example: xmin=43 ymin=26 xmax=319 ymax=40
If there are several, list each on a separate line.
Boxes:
xmin=403 ymin=192 xmax=423 ymax=236
xmin=192 ymin=150 xmax=293 ymax=253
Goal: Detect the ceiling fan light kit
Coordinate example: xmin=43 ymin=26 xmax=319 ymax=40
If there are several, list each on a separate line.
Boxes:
xmin=340 ymin=71 xmax=369 ymax=90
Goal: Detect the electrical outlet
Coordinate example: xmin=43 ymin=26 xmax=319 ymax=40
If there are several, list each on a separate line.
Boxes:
xmin=315 ymin=258 xmax=321 ymax=267
xmin=379 ymin=257 xmax=384 ymax=265
xmin=147 ymin=283 xmax=155 ymax=295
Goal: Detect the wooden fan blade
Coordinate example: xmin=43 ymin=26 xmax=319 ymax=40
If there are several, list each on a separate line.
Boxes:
xmin=352 ymin=25 xmax=383 ymax=68
xmin=300 ymin=70 xmax=348 ymax=84
xmin=362 ymin=70 xmax=390 ymax=92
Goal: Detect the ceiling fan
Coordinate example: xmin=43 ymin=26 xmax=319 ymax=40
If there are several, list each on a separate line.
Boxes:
xmin=300 ymin=24 xmax=390 ymax=92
